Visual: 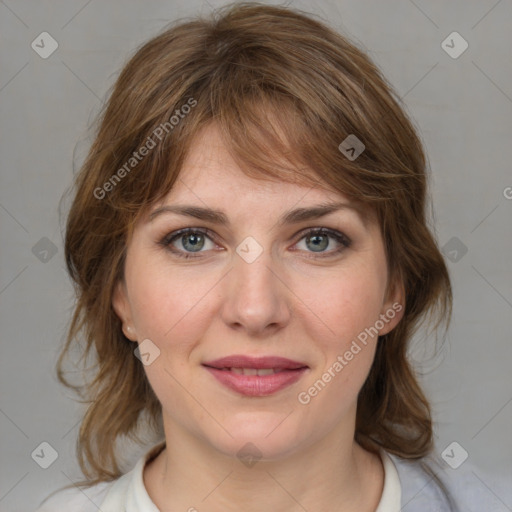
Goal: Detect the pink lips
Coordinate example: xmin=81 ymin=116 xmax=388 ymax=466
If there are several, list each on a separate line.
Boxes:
xmin=202 ymin=355 xmax=309 ymax=397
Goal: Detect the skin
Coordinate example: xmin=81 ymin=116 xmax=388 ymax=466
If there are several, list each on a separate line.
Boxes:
xmin=112 ymin=122 xmax=404 ymax=512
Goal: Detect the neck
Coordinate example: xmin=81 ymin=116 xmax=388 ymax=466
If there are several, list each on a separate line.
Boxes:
xmin=144 ymin=420 xmax=384 ymax=512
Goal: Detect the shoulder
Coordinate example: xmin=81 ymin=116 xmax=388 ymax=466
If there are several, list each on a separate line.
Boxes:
xmin=35 ymin=441 xmax=165 ymax=512
xmin=389 ymin=451 xmax=509 ymax=511
xmin=35 ymin=481 xmax=113 ymax=512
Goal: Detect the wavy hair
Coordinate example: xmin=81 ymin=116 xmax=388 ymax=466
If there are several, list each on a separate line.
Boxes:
xmin=55 ymin=1 xmax=452 ymax=492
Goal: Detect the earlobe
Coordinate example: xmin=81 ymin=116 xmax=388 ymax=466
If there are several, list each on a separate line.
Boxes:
xmin=112 ymin=280 xmax=137 ymax=341
xmin=125 ymin=325 xmax=137 ymax=341
xmin=379 ymin=279 xmax=405 ymax=336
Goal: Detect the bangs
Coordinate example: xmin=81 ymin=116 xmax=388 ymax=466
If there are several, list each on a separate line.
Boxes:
xmin=215 ymin=91 xmax=329 ymax=189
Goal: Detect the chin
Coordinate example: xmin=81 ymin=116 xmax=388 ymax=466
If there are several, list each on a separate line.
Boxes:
xmin=204 ymin=415 xmax=306 ymax=462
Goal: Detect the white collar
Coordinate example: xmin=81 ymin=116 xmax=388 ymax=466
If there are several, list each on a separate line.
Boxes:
xmin=376 ymin=448 xmax=402 ymax=511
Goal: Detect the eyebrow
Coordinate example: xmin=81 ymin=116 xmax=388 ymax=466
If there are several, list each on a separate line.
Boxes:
xmin=149 ymin=201 xmax=369 ymax=228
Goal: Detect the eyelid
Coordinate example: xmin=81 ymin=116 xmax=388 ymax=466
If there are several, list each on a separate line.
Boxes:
xmin=159 ymin=227 xmax=220 ymax=248
xmin=295 ymin=226 xmax=351 ymax=246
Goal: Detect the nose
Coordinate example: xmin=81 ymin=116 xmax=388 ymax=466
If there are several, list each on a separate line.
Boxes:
xmin=220 ymin=244 xmax=292 ymax=336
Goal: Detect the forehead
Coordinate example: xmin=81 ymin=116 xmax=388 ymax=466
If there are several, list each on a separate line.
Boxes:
xmin=163 ymin=123 xmax=350 ymax=205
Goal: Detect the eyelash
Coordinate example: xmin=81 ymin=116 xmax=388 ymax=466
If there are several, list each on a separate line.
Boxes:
xmin=158 ymin=227 xmax=352 ymax=260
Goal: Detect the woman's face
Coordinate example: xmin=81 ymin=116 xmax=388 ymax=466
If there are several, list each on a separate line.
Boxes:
xmin=113 ymin=123 xmax=404 ymax=460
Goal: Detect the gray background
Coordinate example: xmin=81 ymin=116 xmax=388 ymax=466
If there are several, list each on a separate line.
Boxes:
xmin=1 ymin=0 xmax=511 ymax=511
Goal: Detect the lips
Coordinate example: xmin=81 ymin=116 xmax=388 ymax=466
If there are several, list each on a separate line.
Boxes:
xmin=202 ymin=355 xmax=309 ymax=396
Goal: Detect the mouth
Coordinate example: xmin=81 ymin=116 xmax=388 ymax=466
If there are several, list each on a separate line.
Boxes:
xmin=204 ymin=367 xmax=306 ymax=376
xmin=201 ymin=355 xmax=309 ymax=396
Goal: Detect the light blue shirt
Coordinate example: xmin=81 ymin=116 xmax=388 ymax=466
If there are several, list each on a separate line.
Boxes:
xmin=389 ymin=451 xmax=511 ymax=511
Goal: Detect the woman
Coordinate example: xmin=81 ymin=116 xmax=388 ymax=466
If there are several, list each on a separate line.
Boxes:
xmin=36 ymin=2 xmax=476 ymax=511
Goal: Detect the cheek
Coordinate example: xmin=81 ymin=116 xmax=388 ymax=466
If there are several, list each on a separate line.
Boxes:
xmin=127 ymin=264 xmax=217 ymax=351
xmin=125 ymin=268 xmax=214 ymax=417
xmin=293 ymin=264 xmax=385 ymax=405
xmin=295 ymin=265 xmax=386 ymax=348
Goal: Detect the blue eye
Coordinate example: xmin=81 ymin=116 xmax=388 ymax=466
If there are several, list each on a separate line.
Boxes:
xmin=160 ymin=228 xmax=215 ymax=258
xmin=159 ymin=227 xmax=351 ymax=259
xmin=294 ymin=227 xmax=351 ymax=256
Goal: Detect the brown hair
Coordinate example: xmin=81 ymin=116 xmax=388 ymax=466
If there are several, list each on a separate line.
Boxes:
xmin=56 ymin=1 xmax=452 ymax=491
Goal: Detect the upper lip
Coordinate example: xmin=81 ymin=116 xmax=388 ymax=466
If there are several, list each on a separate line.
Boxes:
xmin=202 ymin=355 xmax=308 ymax=370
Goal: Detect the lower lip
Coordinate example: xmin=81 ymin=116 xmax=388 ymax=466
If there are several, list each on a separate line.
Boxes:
xmin=203 ymin=366 xmax=308 ymax=396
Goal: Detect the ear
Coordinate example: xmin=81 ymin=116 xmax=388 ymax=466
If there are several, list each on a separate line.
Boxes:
xmin=112 ymin=279 xmax=137 ymax=341
xmin=378 ymin=276 xmax=405 ymax=336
